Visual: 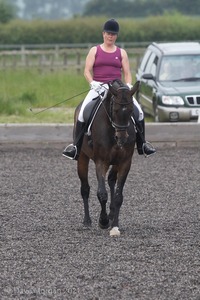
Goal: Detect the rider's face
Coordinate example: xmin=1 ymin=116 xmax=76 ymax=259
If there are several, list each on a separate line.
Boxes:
xmin=103 ymin=32 xmax=118 ymax=44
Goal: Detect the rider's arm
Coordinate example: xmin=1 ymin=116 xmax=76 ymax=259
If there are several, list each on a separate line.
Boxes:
xmin=84 ymin=46 xmax=97 ymax=84
xmin=121 ymin=48 xmax=132 ymax=85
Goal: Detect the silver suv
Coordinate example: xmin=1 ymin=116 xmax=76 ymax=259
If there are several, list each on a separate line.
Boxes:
xmin=136 ymin=42 xmax=200 ymax=122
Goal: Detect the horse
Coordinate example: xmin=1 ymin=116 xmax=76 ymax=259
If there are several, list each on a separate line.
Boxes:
xmin=74 ymin=79 xmax=140 ymax=236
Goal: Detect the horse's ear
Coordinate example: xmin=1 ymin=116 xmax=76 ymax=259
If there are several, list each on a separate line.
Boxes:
xmin=108 ymin=82 xmax=117 ymax=96
xmin=131 ymin=81 xmax=140 ymax=96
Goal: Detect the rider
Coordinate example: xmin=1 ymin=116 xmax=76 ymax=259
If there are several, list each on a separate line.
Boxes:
xmin=63 ymin=19 xmax=156 ymax=160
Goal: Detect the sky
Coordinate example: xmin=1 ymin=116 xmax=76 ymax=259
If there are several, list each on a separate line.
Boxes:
xmin=15 ymin=0 xmax=25 ymax=18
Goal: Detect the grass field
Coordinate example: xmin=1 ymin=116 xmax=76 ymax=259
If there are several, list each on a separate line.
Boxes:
xmin=0 ymin=68 xmax=153 ymax=123
xmin=0 ymin=69 xmax=88 ymax=123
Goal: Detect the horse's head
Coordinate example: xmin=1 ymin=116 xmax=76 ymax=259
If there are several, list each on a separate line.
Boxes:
xmin=108 ymin=80 xmax=140 ymax=147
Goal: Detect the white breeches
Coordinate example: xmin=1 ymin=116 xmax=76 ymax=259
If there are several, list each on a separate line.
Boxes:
xmin=78 ymin=85 xmax=144 ymax=122
xmin=133 ymin=96 xmax=144 ymax=121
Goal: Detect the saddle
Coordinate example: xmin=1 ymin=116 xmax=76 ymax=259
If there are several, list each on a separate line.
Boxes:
xmin=83 ymin=96 xmax=102 ymax=125
xmin=82 ymin=95 xmax=103 ymax=135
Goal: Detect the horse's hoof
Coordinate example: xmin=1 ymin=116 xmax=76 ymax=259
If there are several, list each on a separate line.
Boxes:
xmin=110 ymin=226 xmax=120 ymax=236
xmin=99 ymin=218 xmax=110 ymax=229
xmin=83 ymin=219 xmax=92 ymax=227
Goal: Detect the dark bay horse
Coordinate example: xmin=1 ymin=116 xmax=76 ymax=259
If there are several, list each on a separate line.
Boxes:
xmin=75 ymin=79 xmax=140 ymax=236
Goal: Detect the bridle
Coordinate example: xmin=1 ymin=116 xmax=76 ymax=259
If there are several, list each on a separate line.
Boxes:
xmin=109 ymin=86 xmax=133 ymax=131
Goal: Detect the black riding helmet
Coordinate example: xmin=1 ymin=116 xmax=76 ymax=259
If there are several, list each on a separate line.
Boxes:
xmin=103 ymin=19 xmax=119 ymax=34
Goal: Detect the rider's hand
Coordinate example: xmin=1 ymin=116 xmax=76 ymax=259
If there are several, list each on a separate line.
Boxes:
xmin=126 ymin=83 xmax=133 ymax=90
xmin=90 ymin=80 xmax=102 ymax=92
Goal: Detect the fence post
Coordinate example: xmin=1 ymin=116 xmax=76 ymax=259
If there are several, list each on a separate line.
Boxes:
xmin=12 ymin=53 xmax=17 ymax=69
xmin=21 ymin=45 xmax=26 ymax=66
xmin=50 ymin=54 xmax=54 ymax=71
xmin=54 ymin=45 xmax=59 ymax=60
xmin=63 ymin=52 xmax=67 ymax=69
xmin=76 ymin=51 xmax=81 ymax=74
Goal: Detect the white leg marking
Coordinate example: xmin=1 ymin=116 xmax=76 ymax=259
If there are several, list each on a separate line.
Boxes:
xmin=110 ymin=226 xmax=120 ymax=237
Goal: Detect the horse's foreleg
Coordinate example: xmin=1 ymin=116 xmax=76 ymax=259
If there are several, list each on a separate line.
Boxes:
xmin=110 ymin=162 xmax=131 ymax=236
xmin=96 ymin=163 xmax=109 ymax=229
xmin=108 ymin=166 xmax=118 ymax=221
xmin=78 ymin=153 xmax=91 ymax=226
xmin=109 ymin=182 xmax=124 ymax=236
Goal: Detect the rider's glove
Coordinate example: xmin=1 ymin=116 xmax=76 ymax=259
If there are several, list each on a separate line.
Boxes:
xmin=90 ymin=80 xmax=102 ymax=92
xmin=126 ymin=83 xmax=133 ymax=90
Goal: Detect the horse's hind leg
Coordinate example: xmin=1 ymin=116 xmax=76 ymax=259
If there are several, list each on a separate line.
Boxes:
xmin=78 ymin=153 xmax=91 ymax=226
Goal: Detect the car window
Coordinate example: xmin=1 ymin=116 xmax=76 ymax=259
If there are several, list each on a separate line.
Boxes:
xmin=159 ymin=55 xmax=200 ymax=81
xmin=144 ymin=52 xmax=157 ymax=74
xmin=139 ymin=49 xmax=152 ymax=72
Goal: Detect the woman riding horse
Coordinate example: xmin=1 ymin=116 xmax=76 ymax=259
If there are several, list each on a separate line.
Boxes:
xmin=73 ymin=79 xmax=140 ymax=236
xmin=63 ymin=18 xmax=156 ymax=160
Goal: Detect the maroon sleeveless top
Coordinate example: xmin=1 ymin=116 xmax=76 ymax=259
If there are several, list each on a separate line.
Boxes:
xmin=93 ymin=45 xmax=122 ymax=82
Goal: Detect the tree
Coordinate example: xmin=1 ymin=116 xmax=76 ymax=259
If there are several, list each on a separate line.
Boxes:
xmin=9 ymin=0 xmax=90 ymax=20
xmin=83 ymin=0 xmax=131 ymax=17
xmin=6 ymin=0 xmax=200 ymax=20
xmin=0 ymin=0 xmax=16 ymax=23
xmin=83 ymin=0 xmax=200 ymax=17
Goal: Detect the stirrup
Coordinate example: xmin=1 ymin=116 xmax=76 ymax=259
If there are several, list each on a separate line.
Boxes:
xmin=62 ymin=144 xmax=78 ymax=160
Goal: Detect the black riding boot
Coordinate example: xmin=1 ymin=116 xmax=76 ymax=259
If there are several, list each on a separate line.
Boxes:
xmin=62 ymin=121 xmax=85 ymax=160
xmin=136 ymin=119 xmax=156 ymax=157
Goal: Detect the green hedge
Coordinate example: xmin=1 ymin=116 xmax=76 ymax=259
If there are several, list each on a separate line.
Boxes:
xmin=0 ymin=15 xmax=200 ymax=45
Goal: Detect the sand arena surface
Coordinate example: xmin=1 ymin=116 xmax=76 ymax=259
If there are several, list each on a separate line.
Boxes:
xmin=1 ymin=143 xmax=199 ymax=299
